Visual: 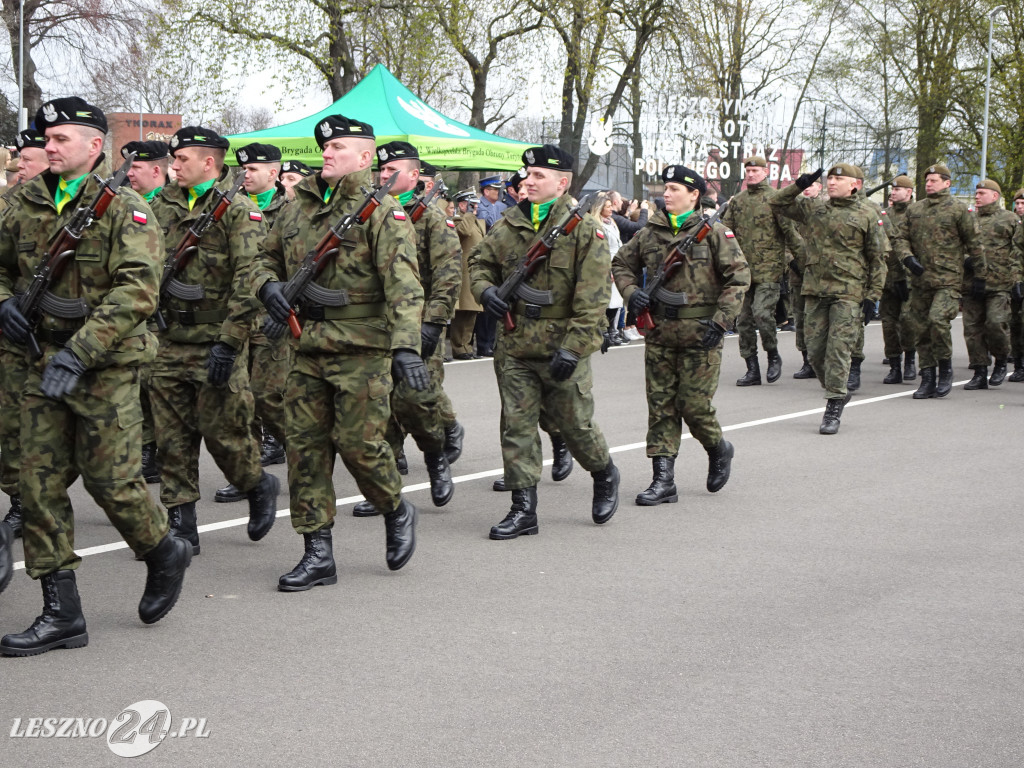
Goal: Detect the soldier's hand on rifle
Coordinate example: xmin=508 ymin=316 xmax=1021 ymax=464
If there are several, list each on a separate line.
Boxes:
xmin=902 ymin=256 xmax=925 ymax=277
xmin=788 ymin=259 xmax=802 ymax=278
xmin=699 ymin=320 xmax=726 ymax=349
xmin=39 ymin=348 xmax=87 ymax=400
xmin=549 ymin=348 xmax=579 ymax=381
xmin=480 ymin=286 xmax=509 ymax=319
xmin=258 ymin=281 xmax=292 ymax=324
xmin=392 ymin=349 xmax=429 ymax=391
xmin=795 ymin=168 xmax=823 ymax=190
xmin=894 ymin=279 xmax=910 ymax=302
xmin=206 ymin=342 xmax=237 ymax=386
xmin=627 ymin=288 xmax=650 ymax=316
xmin=420 ymin=322 xmax=444 ymax=359
xmin=0 ymin=298 xmax=30 ymax=344
xmin=971 ymin=277 xmax=986 ymax=300
xmin=861 ymin=300 xmax=876 ymax=325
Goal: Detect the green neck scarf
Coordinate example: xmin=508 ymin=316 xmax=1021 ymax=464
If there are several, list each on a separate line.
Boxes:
xmin=323 ymin=186 xmax=333 ymax=204
xmin=530 ymin=199 xmax=556 ymax=231
xmin=188 ymin=179 xmax=216 ymax=211
xmin=143 ymin=186 xmax=163 ymax=204
xmin=55 ymin=173 xmax=89 ymax=214
xmin=249 ymin=188 xmax=276 ymax=210
xmin=668 ymin=209 xmax=694 ymax=235
xmin=395 ymin=189 xmax=416 ymax=206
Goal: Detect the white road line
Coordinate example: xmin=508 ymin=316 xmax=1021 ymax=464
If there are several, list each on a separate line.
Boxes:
xmin=9 ymin=375 xmax=968 ymax=571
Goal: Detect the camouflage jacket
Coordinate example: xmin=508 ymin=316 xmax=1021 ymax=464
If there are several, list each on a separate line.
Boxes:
xmin=0 ymin=162 xmax=162 ymax=368
xmin=612 ymin=207 xmax=750 ymax=348
xmin=469 ymin=194 xmax=610 ymax=359
xmin=771 ymin=184 xmax=887 ymax=302
xmin=408 ymin=196 xmax=461 ymax=324
xmin=150 ymin=168 xmax=265 ymax=349
xmin=891 ymin=189 xmax=984 ymax=290
xmin=455 ymin=214 xmax=485 ymax=312
xmin=260 ymin=183 xmax=290 ymax=231
xmin=790 ymin=193 xmax=827 ymax=287
xmin=969 ymin=201 xmax=1021 ymax=291
xmin=721 ymin=179 xmax=802 ymax=284
xmin=250 ymin=167 xmax=423 ymax=356
xmin=881 ymin=200 xmax=909 ymax=287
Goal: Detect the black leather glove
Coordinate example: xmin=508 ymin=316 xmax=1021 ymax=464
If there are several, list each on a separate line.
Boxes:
xmin=600 ymin=330 xmax=612 ymax=354
xmin=420 ymin=322 xmax=444 ymax=359
xmin=963 ymin=257 xmax=976 ymax=275
xmin=206 ymin=342 xmax=237 ymax=386
xmin=788 ymin=259 xmax=802 ymax=278
xmin=480 ymin=286 xmax=509 ymax=319
xmin=699 ymin=320 xmax=725 ymax=349
xmin=903 ymin=256 xmax=925 ymax=277
xmin=861 ymin=300 xmax=876 ymax=325
xmin=971 ymin=277 xmax=986 ymax=299
xmin=549 ymin=348 xmax=579 ymax=381
xmin=627 ymin=288 xmax=650 ymax=317
xmin=392 ymin=348 xmax=429 ymax=391
xmin=258 ymin=281 xmax=292 ymax=324
xmin=39 ymin=348 xmax=87 ymax=400
xmin=1012 ymin=282 xmax=1023 ymax=302
xmin=0 ymin=298 xmax=30 ymax=344
xmin=795 ymin=167 xmax=823 ymax=190
xmin=894 ymin=279 xmax=910 ymax=303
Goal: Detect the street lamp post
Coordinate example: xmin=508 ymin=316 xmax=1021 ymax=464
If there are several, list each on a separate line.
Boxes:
xmin=980 ymin=5 xmax=1006 ymax=183
xmin=18 ymin=0 xmax=25 ymax=130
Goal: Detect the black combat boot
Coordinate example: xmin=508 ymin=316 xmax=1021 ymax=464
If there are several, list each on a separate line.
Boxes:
xmin=550 ymin=434 xmax=574 ymax=481
xmin=0 ymin=570 xmax=88 ymax=656
xmin=395 ymin=450 xmax=409 ymax=476
xmin=819 ymin=394 xmax=851 ymax=435
xmin=706 ymin=441 xmax=735 ymax=492
xmin=883 ymin=354 xmax=903 ymax=384
xmin=139 ymin=534 xmax=192 ymax=625
xmin=1008 ymin=357 xmax=1024 ymax=382
xmin=424 ymin=452 xmax=454 ymax=507
xmin=383 ymin=499 xmax=417 ymax=570
xmin=167 ymin=502 xmax=200 ymax=555
xmin=490 ymin=487 xmax=538 ymax=540
xmin=352 ymin=499 xmax=379 ymax=517
xmin=259 ymin=433 xmax=285 ymax=466
xmin=964 ymin=366 xmax=988 ymax=390
xmin=278 ymin=528 xmax=337 ymax=591
xmin=989 ymin=358 xmax=1007 ymax=386
xmin=793 ymin=350 xmax=815 ymax=379
xmin=491 ymin=475 xmax=506 ymax=492
xmin=214 ymin=483 xmax=246 ymax=503
xmin=935 ymin=359 xmax=953 ymax=398
xmin=765 ymin=349 xmax=782 ymax=383
xmin=0 ymin=520 xmax=13 ymax=594
xmin=591 ymin=461 xmax=619 ymax=524
xmin=736 ymin=355 xmax=761 ymax=386
xmin=913 ymin=367 xmax=936 ymax=399
xmin=141 ymin=441 xmax=161 ymax=484
xmin=846 ymin=358 xmax=862 ymax=392
xmin=443 ymin=421 xmax=465 ymax=466
xmin=3 ymin=494 xmax=23 ymax=538
xmin=635 ymin=457 xmax=677 ymax=506
xmin=903 ymin=351 xmax=917 ymax=381
xmin=247 ymin=471 xmax=280 ymax=541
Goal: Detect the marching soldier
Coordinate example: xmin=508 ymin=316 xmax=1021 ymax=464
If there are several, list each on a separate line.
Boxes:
xmin=451 ymin=190 xmax=484 ymax=359
xmin=879 ymin=176 xmax=917 ymax=383
xmin=252 ymin=114 xmax=425 ymax=589
xmin=789 ymin=178 xmax=823 ymax=379
xmin=0 ymin=98 xmax=190 ymax=653
xmin=470 ymin=144 xmax=619 ymax=539
xmin=148 ymin=126 xmax=279 ymax=555
xmin=612 ymin=166 xmax=749 ymax=500
xmin=1008 ymin=189 xmax=1024 ymax=382
xmin=279 ymin=160 xmax=314 ymax=199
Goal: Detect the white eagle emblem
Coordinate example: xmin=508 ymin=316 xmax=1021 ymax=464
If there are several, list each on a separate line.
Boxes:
xmin=666 ymin=167 xmax=675 ymax=179
xmin=169 ymin=135 xmax=179 ymax=148
xmin=378 ymin=148 xmax=388 ymax=161
xmin=42 ymin=103 xmax=57 ymax=123
xmin=525 ymin=150 xmax=535 ymax=165
xmin=320 ymin=121 xmax=332 ymax=138
xmin=238 ymin=150 xmax=248 ymax=163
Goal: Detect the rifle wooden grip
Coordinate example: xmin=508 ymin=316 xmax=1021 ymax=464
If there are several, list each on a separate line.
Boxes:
xmin=637 ymin=308 xmax=655 ymax=330
xmin=287 ymin=310 xmax=302 ymax=338
xmin=503 ymin=311 xmax=515 ymax=332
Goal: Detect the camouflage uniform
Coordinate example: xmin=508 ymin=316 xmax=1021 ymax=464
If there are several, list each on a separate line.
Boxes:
xmin=1014 ymin=222 xmax=1024 ymax=364
xmin=148 ymin=169 xmax=265 ymax=508
xmin=250 ymin=167 xmax=423 ymax=532
xmin=891 ymin=189 xmax=983 ymax=368
xmin=470 ymin=195 xmax=611 ymax=490
xmin=849 ymin=190 xmax=887 ymax=365
xmin=0 ymin=186 xmax=29 ymax=503
xmin=771 ymin=184 xmax=887 ymax=399
xmin=451 ymin=213 xmax=485 ymax=357
xmin=0 ymin=168 xmax=168 ymax=577
xmin=612 ymin=208 xmax=749 ymax=454
xmin=879 ymin=201 xmax=917 ymax=360
xmin=790 ymin=194 xmax=827 ymax=355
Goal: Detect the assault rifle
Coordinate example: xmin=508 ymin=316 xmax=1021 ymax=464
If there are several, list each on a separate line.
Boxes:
xmin=410 ymin=179 xmax=447 ymax=224
xmin=636 ymin=201 xmax=730 ymax=330
xmin=267 ymin=173 xmax=398 ymax=339
xmin=864 ymin=177 xmax=897 ymax=197
xmin=493 ymin=193 xmax=594 ymax=332
xmin=12 ymin=152 xmax=135 ymax=358
xmin=154 ymin=171 xmax=246 ymax=331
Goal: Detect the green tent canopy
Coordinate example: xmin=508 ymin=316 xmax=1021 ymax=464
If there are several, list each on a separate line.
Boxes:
xmin=226 ymin=65 xmax=531 ymax=171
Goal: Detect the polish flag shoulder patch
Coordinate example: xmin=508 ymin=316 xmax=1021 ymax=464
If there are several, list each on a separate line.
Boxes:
xmin=724 ymin=229 xmax=735 ymax=238
xmin=393 ymin=210 xmax=407 ymax=221
xmin=249 ymin=211 xmax=263 ymax=221
xmin=132 ymin=210 xmax=147 ymax=224
xmin=877 ymin=219 xmax=884 ymax=226
xmin=446 ymin=218 xmax=455 ymax=228
xmin=596 ymin=230 xmax=605 ymax=239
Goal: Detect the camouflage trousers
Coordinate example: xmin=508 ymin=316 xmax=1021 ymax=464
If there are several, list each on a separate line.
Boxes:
xmin=149 ymin=341 xmax=263 ymax=507
xmin=879 ymin=289 xmax=917 ymax=360
xmin=492 ymin=348 xmax=561 ymax=444
xmin=1011 ymin=297 xmax=1022 ymax=360
xmin=450 ymin=310 xmax=479 ymax=357
xmin=911 ymin=287 xmax=960 ymax=368
xmin=645 ymin=341 xmax=723 ymax=455
xmin=0 ymin=346 xmax=28 ymax=497
xmin=962 ymin=291 xmax=1011 ymax=366
xmin=496 ymin=353 xmax=609 ymax=490
xmin=140 ymin=364 xmax=155 ymax=445
xmin=285 ymin=351 xmax=400 ymax=533
xmin=250 ymin=327 xmax=292 ymax=444
xmin=20 ymin=356 xmax=167 ymax=579
xmin=804 ymin=296 xmax=863 ymax=399
xmin=791 ymin=283 xmax=806 ymax=352
xmin=389 ymin=333 xmax=456 ymax=456
xmin=737 ymin=281 xmax=781 ymax=358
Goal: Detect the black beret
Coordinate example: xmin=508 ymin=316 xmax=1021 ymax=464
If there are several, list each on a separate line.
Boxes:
xmin=376 ymin=141 xmax=418 ymax=166
xmin=661 ymin=165 xmax=707 ymax=195
xmin=522 ymin=144 xmax=574 ymax=172
xmin=315 ymin=114 xmax=374 ymax=148
xmin=36 ymin=97 xmax=107 ymax=134
xmin=121 ymin=140 xmax=169 ymax=161
xmin=15 ymin=129 xmax=46 ymax=150
xmin=169 ymin=126 xmax=230 ymax=152
xmin=281 ymin=160 xmax=313 ymax=177
xmin=235 ymin=143 xmax=281 ymax=165
xmin=419 ymin=160 xmax=438 ymax=177
xmin=506 ymin=166 xmax=528 ymax=191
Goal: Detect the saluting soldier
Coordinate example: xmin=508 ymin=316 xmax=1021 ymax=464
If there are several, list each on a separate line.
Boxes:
xmin=279 ymin=160 xmax=314 ymax=200
xmin=148 ymin=126 xmax=279 ymax=555
xmin=879 ymin=176 xmax=917 ymax=384
xmin=252 ymin=114 xmax=425 ymax=589
xmin=0 ymin=98 xmax=190 ymax=654
xmin=470 ymin=144 xmax=619 ymax=539
xmin=612 ymin=165 xmax=749 ymax=500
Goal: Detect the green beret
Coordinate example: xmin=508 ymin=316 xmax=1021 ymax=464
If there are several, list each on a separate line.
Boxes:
xmin=924 ymin=163 xmax=951 ymax=179
xmin=976 ymin=178 xmax=1001 ymax=195
xmin=743 ymin=156 xmax=767 ymax=168
xmin=827 ymin=163 xmax=864 ymax=180
xmin=892 ymin=175 xmax=914 ymax=189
